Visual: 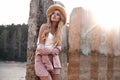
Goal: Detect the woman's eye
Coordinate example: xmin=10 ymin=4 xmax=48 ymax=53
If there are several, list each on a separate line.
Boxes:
xmin=52 ymin=11 xmax=60 ymax=16
xmin=56 ymin=13 xmax=60 ymax=16
xmin=52 ymin=12 xmax=55 ymax=15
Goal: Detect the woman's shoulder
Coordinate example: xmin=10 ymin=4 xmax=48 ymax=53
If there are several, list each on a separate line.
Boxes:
xmin=38 ymin=23 xmax=48 ymax=33
xmin=40 ymin=23 xmax=48 ymax=30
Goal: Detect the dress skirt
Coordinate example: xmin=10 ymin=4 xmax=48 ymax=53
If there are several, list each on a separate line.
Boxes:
xmin=35 ymin=54 xmax=61 ymax=76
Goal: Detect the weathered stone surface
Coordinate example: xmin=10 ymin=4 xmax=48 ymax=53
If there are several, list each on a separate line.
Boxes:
xmin=26 ymin=0 xmax=53 ymax=80
xmin=26 ymin=0 xmax=68 ymax=80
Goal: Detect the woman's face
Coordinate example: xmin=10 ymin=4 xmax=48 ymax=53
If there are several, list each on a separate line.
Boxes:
xmin=50 ymin=10 xmax=61 ymax=23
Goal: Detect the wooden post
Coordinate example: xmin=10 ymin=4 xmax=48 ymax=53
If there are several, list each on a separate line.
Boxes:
xmin=59 ymin=26 xmax=69 ymax=80
xmin=67 ymin=6 xmax=120 ymax=80
xmin=90 ymin=25 xmax=101 ymax=80
xmin=79 ymin=10 xmax=93 ymax=80
xmin=106 ymin=30 xmax=114 ymax=80
xmin=113 ymin=27 xmax=120 ymax=80
xmin=68 ymin=7 xmax=83 ymax=80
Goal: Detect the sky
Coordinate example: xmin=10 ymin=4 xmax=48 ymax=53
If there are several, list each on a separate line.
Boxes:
xmin=0 ymin=0 xmax=120 ymax=28
xmin=0 ymin=0 xmax=30 ymax=25
xmin=0 ymin=0 xmax=88 ymax=25
xmin=56 ymin=0 xmax=120 ymax=31
xmin=54 ymin=0 xmax=89 ymax=23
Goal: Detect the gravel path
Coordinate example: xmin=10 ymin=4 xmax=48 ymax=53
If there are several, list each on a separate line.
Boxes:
xmin=0 ymin=61 xmax=26 ymax=80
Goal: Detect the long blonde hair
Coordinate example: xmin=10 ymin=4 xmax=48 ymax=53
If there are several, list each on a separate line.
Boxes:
xmin=42 ymin=10 xmax=65 ymax=46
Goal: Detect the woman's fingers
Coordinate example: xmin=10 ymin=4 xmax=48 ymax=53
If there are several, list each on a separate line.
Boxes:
xmin=36 ymin=48 xmax=47 ymax=55
xmin=36 ymin=48 xmax=59 ymax=55
xmin=50 ymin=48 xmax=59 ymax=55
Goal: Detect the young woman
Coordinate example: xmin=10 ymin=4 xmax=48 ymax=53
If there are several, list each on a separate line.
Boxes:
xmin=35 ymin=4 xmax=66 ymax=80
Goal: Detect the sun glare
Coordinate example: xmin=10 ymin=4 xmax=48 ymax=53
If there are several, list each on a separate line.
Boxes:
xmin=88 ymin=0 xmax=120 ymax=31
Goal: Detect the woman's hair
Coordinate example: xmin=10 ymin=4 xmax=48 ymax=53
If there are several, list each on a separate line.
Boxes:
xmin=42 ymin=10 xmax=65 ymax=46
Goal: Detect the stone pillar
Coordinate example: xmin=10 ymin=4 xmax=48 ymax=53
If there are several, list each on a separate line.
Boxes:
xmin=26 ymin=0 xmax=53 ymax=80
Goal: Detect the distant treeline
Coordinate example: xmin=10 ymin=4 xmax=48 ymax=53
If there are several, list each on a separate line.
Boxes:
xmin=0 ymin=24 xmax=28 ymax=62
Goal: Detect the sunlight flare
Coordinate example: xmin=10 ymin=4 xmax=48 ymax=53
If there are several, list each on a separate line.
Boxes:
xmin=89 ymin=0 xmax=120 ymax=31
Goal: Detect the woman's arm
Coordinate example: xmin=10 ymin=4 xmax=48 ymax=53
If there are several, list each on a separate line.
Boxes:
xmin=36 ymin=24 xmax=58 ymax=55
xmin=36 ymin=24 xmax=62 ymax=56
xmin=37 ymin=24 xmax=47 ymax=44
xmin=36 ymin=24 xmax=49 ymax=55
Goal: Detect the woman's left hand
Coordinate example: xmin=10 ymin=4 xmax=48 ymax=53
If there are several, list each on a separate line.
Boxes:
xmin=36 ymin=47 xmax=60 ymax=55
xmin=51 ymin=48 xmax=60 ymax=55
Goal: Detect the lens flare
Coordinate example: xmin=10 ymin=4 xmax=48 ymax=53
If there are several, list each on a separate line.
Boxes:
xmin=88 ymin=0 xmax=120 ymax=31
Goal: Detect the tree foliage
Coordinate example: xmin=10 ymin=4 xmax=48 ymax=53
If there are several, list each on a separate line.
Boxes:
xmin=0 ymin=24 xmax=28 ymax=62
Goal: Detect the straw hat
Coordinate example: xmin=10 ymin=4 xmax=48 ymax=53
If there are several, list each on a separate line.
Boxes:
xmin=46 ymin=4 xmax=67 ymax=25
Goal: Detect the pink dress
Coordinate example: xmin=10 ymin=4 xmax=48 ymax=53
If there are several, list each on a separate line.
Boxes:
xmin=35 ymin=32 xmax=61 ymax=76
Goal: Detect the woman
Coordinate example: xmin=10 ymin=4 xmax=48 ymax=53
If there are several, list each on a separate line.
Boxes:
xmin=35 ymin=4 xmax=66 ymax=80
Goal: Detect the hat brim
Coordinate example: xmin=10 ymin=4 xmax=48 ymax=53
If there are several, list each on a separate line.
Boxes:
xmin=46 ymin=4 xmax=66 ymax=25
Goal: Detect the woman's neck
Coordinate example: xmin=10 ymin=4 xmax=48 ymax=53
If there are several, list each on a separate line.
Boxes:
xmin=51 ymin=22 xmax=58 ymax=35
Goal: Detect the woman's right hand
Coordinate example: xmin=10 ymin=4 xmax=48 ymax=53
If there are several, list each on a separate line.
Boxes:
xmin=36 ymin=48 xmax=52 ymax=55
xmin=36 ymin=48 xmax=47 ymax=55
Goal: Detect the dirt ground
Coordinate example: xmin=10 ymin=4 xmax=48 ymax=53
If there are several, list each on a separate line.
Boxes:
xmin=0 ymin=55 xmax=120 ymax=80
xmin=0 ymin=61 xmax=26 ymax=80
